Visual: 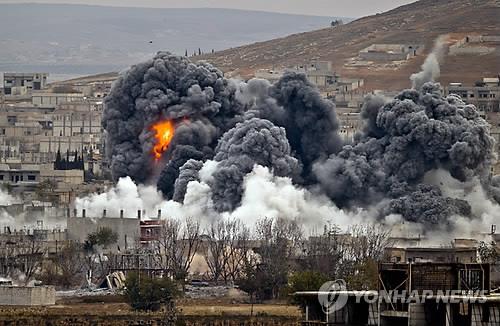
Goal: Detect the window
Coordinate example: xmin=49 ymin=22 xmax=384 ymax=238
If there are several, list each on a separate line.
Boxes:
xmin=0 ymin=175 xmax=3 ymax=181
xmin=27 ymin=175 xmax=36 ymax=181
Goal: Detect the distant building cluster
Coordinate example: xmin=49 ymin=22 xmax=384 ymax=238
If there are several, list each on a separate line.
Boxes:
xmin=449 ymin=35 xmax=500 ymax=55
xmin=0 ymin=73 xmax=48 ymax=97
xmin=0 ymin=72 xmax=112 ymax=205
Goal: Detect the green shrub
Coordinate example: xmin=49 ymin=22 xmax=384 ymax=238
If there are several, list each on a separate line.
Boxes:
xmin=288 ymin=270 xmax=329 ymax=304
xmin=124 ymin=272 xmax=178 ymax=311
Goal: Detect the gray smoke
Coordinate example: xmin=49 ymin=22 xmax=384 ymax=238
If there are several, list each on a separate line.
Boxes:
xmin=104 ymin=53 xmax=340 ymax=208
xmin=104 ymin=51 xmax=498 ymax=229
xmin=238 ymin=73 xmax=342 ymax=181
xmin=172 ymin=159 xmax=204 ymax=202
xmin=313 ymin=82 xmax=494 ymax=226
xmin=104 ymin=52 xmax=244 ymax=196
xmin=410 ymin=35 xmax=448 ymax=89
xmin=209 ymin=118 xmax=300 ymax=211
xmin=387 ymin=184 xmax=471 ymax=226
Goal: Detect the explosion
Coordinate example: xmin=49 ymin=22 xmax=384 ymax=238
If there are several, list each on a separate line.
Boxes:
xmin=100 ymin=49 xmax=499 ymax=231
xmin=152 ymin=120 xmax=175 ymax=160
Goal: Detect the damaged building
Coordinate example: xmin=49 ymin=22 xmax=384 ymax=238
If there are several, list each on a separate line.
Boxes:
xmin=295 ymin=262 xmax=500 ymax=326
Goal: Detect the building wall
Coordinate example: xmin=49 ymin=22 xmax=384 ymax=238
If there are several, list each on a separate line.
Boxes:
xmin=1 ymin=73 xmax=48 ymax=95
xmin=359 ymin=44 xmax=423 ymax=62
xmin=66 ymin=216 xmax=140 ymax=251
xmin=32 ymin=93 xmax=84 ymax=108
xmin=0 ymin=286 xmax=55 ymax=306
xmin=449 ymin=35 xmax=500 ymax=55
xmin=405 ymin=249 xmax=477 ymax=263
xmin=0 ymin=163 xmax=40 ymax=184
xmin=39 ymin=166 xmax=84 ymax=185
xmin=446 ymin=85 xmax=500 ymax=112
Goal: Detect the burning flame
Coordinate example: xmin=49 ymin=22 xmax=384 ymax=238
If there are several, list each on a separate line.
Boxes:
xmin=151 ymin=120 xmax=175 ymax=160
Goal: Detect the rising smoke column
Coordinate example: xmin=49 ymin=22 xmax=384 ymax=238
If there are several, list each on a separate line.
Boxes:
xmin=241 ymin=72 xmax=343 ymax=181
xmin=313 ymin=82 xmax=494 ymax=226
xmin=410 ymin=35 xmax=448 ymax=89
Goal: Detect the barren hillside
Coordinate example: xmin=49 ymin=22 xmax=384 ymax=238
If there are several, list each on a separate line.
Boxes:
xmin=198 ymin=0 xmax=500 ymax=90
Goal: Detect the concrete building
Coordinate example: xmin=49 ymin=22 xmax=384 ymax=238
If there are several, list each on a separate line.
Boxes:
xmin=32 ymin=92 xmax=85 ymax=108
xmin=359 ymin=44 xmax=424 ymax=61
xmin=66 ymin=211 xmax=141 ymax=252
xmin=295 ymin=263 xmax=499 ymax=326
xmin=449 ymin=35 xmax=500 ymax=55
xmin=337 ymin=108 xmax=362 ymax=142
xmin=0 ymin=73 xmax=48 ymax=96
xmin=385 ymin=246 xmax=478 ymax=264
xmin=0 ymin=163 xmax=83 ymax=187
xmin=0 ymin=100 xmax=104 ymax=181
xmin=255 ymin=61 xmax=363 ymax=92
xmin=0 ymin=286 xmax=55 ymax=306
xmin=446 ymin=79 xmax=500 ymax=113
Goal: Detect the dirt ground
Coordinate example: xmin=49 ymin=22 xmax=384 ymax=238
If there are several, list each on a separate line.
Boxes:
xmin=50 ymin=295 xmax=301 ymax=317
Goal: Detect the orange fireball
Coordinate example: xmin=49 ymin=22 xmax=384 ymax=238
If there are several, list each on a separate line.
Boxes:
xmin=151 ymin=120 xmax=175 ymax=160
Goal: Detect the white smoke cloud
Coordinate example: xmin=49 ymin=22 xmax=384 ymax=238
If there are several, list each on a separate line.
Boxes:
xmin=74 ymin=164 xmax=497 ymax=240
xmin=424 ymin=169 xmax=497 ymax=239
xmin=0 ymin=188 xmax=19 ymax=227
xmin=74 ymin=164 xmax=369 ymax=231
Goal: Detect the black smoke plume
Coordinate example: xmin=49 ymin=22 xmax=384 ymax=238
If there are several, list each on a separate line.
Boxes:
xmin=313 ymin=83 xmax=494 ymax=225
xmin=104 ymin=52 xmax=497 ymax=228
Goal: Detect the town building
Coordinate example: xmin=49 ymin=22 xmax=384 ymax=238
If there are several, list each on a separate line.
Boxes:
xmin=0 ymin=73 xmax=48 ymax=96
xmin=295 ymin=262 xmax=499 ymax=326
xmin=359 ymin=44 xmax=424 ymax=62
xmin=446 ymin=78 xmax=500 ymax=113
xmin=384 ymin=246 xmax=478 ymax=264
xmin=449 ymin=35 xmax=500 ymax=55
xmin=255 ymin=61 xmax=364 ymax=92
xmin=32 ymin=92 xmax=85 ymax=108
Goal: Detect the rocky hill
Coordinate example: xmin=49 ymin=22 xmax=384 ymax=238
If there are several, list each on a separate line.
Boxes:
xmin=198 ymin=0 xmax=500 ymax=90
xmin=0 ymin=4 xmax=342 ymax=78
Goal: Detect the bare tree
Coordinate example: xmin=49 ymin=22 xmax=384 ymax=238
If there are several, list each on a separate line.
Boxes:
xmin=205 ymin=219 xmax=250 ymax=284
xmin=153 ymin=217 xmax=200 ymax=280
xmin=225 ymin=220 xmax=250 ymax=283
xmin=253 ymin=217 xmax=303 ymax=299
xmin=55 ymin=242 xmax=86 ymax=288
xmin=205 ymin=219 xmax=228 ymax=282
xmin=8 ymin=234 xmax=45 ymax=285
xmin=300 ymin=223 xmax=392 ymax=290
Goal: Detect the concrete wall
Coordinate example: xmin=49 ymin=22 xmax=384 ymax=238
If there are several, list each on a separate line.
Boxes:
xmin=0 ymin=286 xmax=55 ymax=306
xmin=39 ymin=166 xmax=84 ymax=185
xmin=32 ymin=93 xmax=84 ymax=108
xmin=360 ymin=51 xmax=409 ymax=61
xmin=67 ymin=216 xmax=140 ymax=251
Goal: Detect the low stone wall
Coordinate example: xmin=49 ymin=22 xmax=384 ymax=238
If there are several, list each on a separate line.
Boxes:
xmin=0 ymin=286 xmax=55 ymax=306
